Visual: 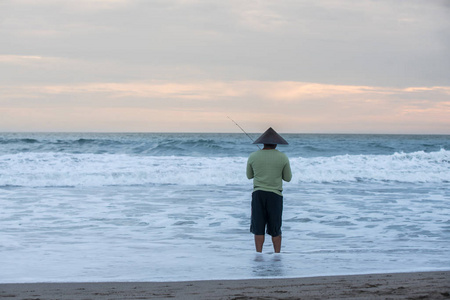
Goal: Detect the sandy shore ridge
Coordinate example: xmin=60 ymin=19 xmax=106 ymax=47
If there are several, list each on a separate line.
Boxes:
xmin=1 ymin=271 xmax=449 ymax=299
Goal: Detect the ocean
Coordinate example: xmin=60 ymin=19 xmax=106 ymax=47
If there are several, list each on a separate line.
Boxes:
xmin=0 ymin=132 xmax=449 ymax=283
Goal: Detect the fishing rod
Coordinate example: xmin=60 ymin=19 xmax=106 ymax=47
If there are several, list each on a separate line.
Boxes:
xmin=227 ymin=116 xmax=261 ymax=149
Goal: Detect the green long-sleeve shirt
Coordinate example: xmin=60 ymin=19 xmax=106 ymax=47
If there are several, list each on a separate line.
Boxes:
xmin=246 ymin=149 xmax=292 ymax=196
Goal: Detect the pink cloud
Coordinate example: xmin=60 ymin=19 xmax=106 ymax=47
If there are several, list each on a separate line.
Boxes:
xmin=1 ymin=80 xmax=449 ymax=133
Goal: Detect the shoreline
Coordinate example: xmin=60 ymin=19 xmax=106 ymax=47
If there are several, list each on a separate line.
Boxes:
xmin=1 ymin=271 xmax=449 ymax=299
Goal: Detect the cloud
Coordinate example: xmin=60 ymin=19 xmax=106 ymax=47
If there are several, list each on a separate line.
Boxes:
xmin=2 ymin=1 xmax=449 ymax=86
xmin=0 ymin=55 xmax=66 ymax=66
xmin=232 ymin=1 xmax=288 ymax=32
xmin=1 ymin=80 xmax=449 ymax=133
xmin=0 ymin=1 xmax=449 ymax=133
xmin=3 ymin=80 xmax=449 ymax=103
xmin=8 ymin=0 xmax=132 ymax=10
xmin=0 ymin=55 xmax=44 ymax=64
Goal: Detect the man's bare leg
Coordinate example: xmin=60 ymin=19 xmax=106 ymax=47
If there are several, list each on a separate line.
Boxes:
xmin=254 ymin=235 xmax=265 ymax=252
xmin=272 ymin=235 xmax=281 ymax=253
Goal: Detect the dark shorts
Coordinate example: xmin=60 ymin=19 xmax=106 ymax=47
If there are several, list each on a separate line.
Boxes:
xmin=250 ymin=190 xmax=283 ymax=237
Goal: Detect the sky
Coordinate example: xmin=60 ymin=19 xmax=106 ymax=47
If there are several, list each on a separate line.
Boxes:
xmin=1 ymin=0 xmax=449 ymax=134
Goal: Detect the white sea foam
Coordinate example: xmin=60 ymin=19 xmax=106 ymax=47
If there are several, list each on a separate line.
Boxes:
xmin=291 ymin=149 xmax=450 ymax=183
xmin=0 ymin=153 xmax=248 ymax=187
xmin=0 ymin=149 xmax=448 ymax=187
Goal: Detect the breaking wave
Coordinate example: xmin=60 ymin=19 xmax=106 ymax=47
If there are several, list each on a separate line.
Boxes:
xmin=0 ymin=149 xmax=448 ymax=187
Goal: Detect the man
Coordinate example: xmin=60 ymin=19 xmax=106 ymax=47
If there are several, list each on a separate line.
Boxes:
xmin=247 ymin=127 xmax=292 ymax=253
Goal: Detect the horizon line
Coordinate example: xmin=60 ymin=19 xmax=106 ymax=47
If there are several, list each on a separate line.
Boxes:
xmin=0 ymin=131 xmax=449 ymax=136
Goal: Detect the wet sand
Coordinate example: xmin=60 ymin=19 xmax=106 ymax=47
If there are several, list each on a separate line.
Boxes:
xmin=1 ymin=271 xmax=449 ymax=299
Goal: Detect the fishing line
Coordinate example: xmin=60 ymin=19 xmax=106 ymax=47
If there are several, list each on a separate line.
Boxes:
xmin=227 ymin=116 xmax=261 ymax=149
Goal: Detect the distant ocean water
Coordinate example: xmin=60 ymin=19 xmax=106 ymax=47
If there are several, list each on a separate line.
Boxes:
xmin=1 ymin=133 xmax=449 ymax=283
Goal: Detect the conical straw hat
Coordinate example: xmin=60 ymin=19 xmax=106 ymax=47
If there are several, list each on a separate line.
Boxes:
xmin=253 ymin=127 xmax=288 ymax=145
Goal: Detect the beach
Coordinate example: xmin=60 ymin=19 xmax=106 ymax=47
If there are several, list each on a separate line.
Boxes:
xmin=1 ymin=271 xmax=449 ymax=299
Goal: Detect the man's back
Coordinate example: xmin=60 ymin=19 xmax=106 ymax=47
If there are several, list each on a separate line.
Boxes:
xmin=247 ymin=149 xmax=292 ymax=196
